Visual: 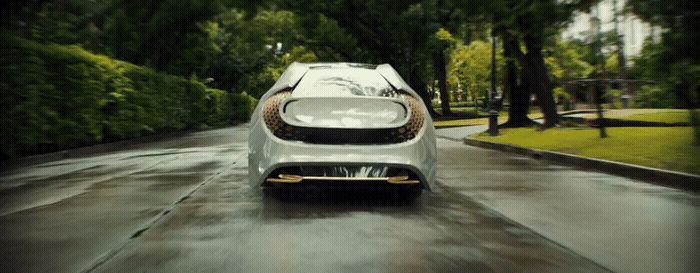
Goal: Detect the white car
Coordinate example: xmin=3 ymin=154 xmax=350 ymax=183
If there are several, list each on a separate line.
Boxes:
xmin=248 ymin=62 xmax=437 ymax=195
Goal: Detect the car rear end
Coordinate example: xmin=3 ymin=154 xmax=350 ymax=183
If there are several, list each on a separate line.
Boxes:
xmin=248 ymin=63 xmax=437 ymax=191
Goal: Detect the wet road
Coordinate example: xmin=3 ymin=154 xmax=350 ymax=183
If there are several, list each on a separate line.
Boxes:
xmin=0 ymin=126 xmax=698 ymax=272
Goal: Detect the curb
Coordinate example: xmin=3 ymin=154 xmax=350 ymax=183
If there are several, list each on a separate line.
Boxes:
xmin=463 ymin=137 xmax=700 ymax=192
xmin=0 ymin=126 xmax=230 ymax=172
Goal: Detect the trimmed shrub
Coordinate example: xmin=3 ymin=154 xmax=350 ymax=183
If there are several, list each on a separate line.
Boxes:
xmin=0 ymin=34 xmax=255 ymax=158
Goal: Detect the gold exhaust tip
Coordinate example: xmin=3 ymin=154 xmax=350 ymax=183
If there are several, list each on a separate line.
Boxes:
xmin=266 ymin=174 xmax=303 ymax=183
xmin=387 ymin=176 xmax=420 ymax=184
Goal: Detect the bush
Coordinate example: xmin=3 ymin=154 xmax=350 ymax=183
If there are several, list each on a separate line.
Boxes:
xmin=633 ymin=85 xmax=683 ymax=109
xmin=0 ymin=34 xmax=255 ymax=158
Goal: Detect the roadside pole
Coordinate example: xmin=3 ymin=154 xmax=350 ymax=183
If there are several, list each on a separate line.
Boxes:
xmin=488 ymin=29 xmax=499 ymax=136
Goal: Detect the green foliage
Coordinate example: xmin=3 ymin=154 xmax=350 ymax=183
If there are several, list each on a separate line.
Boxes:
xmin=629 ymin=40 xmax=685 ymax=108
xmin=432 ymin=28 xmax=458 ymax=51
xmin=99 ymin=0 xmax=225 ymax=75
xmin=604 ymin=54 xmax=618 ymax=74
xmin=2 ymin=1 xmax=296 ymax=96
xmin=633 ymin=85 xmax=683 ymax=108
xmin=0 ymin=0 xmax=106 ymax=45
xmin=199 ymin=9 xmax=344 ymax=97
xmin=552 ymin=87 xmax=571 ymax=104
xmin=545 ymin=40 xmax=594 ymax=81
xmin=447 ymin=41 xmax=501 ymax=103
xmin=2 ymin=0 xmax=604 ymax=110
xmin=628 ymin=0 xmax=699 ymax=113
xmin=243 ymin=45 xmax=318 ymax=98
xmin=0 ymin=34 xmax=254 ymax=158
xmin=280 ymin=0 xmax=441 ymax=103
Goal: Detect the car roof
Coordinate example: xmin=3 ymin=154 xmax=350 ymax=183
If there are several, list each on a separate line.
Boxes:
xmin=263 ymin=62 xmax=417 ymax=100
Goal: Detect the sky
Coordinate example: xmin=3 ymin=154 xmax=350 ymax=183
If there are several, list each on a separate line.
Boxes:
xmin=562 ymin=0 xmax=660 ymax=57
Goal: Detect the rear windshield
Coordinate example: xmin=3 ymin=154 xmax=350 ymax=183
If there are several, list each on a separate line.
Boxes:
xmin=293 ymin=68 xmax=397 ymax=98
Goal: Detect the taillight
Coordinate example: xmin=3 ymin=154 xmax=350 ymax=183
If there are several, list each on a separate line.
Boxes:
xmin=262 ymin=89 xmax=292 ymax=136
xmin=394 ymin=91 xmax=424 ymax=140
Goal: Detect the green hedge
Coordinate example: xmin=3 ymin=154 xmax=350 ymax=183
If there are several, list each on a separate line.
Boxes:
xmin=0 ymin=34 xmax=255 ymax=158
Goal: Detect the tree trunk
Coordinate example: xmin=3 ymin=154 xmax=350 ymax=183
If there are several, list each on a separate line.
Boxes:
xmin=681 ymin=84 xmax=700 ymax=145
xmin=432 ymin=49 xmax=452 ymax=115
xmin=409 ymin=67 xmax=439 ymax=117
xmin=690 ymin=108 xmax=700 ymax=146
xmin=523 ymin=35 xmax=559 ymax=127
xmin=502 ymin=34 xmax=535 ymax=127
xmin=464 ymin=25 xmax=473 ymax=45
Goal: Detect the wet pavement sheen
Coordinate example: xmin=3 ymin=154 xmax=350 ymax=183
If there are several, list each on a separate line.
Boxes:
xmin=0 ymin=126 xmax=697 ymax=273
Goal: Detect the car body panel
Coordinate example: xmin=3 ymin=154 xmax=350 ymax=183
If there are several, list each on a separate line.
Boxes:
xmin=248 ymin=62 xmax=437 ymax=190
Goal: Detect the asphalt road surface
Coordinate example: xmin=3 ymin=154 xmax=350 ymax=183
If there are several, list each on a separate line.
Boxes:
xmin=0 ymin=126 xmax=698 ymax=273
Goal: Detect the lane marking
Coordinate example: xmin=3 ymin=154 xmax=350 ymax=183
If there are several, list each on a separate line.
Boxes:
xmin=80 ymin=152 xmax=246 ymax=273
xmin=0 ymin=155 xmax=182 ymax=217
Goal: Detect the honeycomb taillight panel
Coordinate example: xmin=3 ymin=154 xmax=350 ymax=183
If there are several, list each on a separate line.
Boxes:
xmin=398 ymin=92 xmax=424 ymax=140
xmin=262 ymin=90 xmax=424 ymax=144
xmin=261 ymin=90 xmax=292 ymax=136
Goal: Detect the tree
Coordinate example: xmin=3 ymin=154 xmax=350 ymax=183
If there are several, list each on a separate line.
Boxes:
xmin=243 ymin=46 xmax=318 ymax=98
xmin=628 ymin=40 xmax=682 ymax=108
xmin=427 ymin=0 xmax=463 ymax=116
xmin=546 ymin=40 xmax=593 ymax=86
xmin=451 ymin=0 xmax=599 ymax=128
xmin=540 ymin=39 xmax=593 ymax=111
xmin=448 ymin=41 xmax=501 ymax=107
xmin=501 ymin=31 xmax=535 ymax=127
xmin=508 ymin=0 xmax=590 ymax=128
xmin=100 ymin=0 xmax=226 ymax=74
xmin=278 ymin=0 xmax=443 ymax=116
xmin=432 ymin=28 xmax=458 ymax=115
xmin=628 ymin=0 xmax=700 ymax=144
xmin=1 ymin=0 xmax=367 ymax=100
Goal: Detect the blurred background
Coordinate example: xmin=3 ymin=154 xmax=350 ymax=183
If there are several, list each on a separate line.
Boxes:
xmin=0 ymin=0 xmax=697 ymax=169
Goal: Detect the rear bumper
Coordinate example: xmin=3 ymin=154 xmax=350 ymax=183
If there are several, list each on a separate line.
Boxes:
xmin=247 ymin=120 xmax=437 ymax=190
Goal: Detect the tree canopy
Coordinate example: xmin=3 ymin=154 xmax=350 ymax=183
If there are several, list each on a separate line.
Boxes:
xmin=3 ymin=0 xmax=694 ymax=135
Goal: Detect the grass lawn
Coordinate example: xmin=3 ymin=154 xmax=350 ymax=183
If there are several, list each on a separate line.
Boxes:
xmin=581 ymin=109 xmax=689 ymax=121
xmin=434 ymin=113 xmax=543 ymax=127
xmin=624 ymin=111 xmax=690 ymax=123
xmin=474 ymin=127 xmax=700 ymax=175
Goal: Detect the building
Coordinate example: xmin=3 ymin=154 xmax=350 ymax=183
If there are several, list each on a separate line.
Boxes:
xmin=562 ymin=0 xmax=661 ymax=57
